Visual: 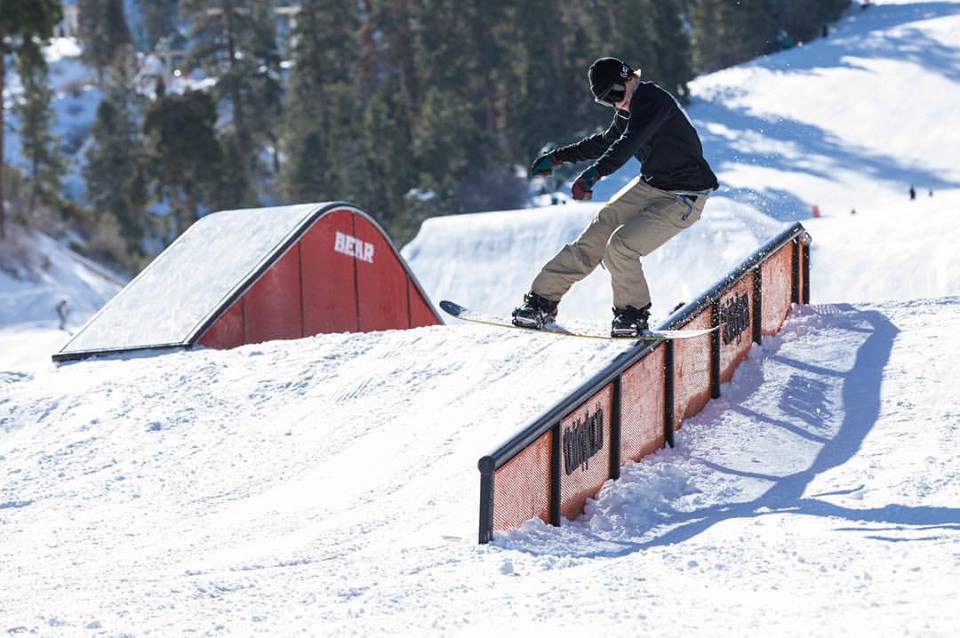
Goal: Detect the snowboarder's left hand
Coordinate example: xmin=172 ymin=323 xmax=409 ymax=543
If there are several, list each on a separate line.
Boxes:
xmin=572 ymin=166 xmax=599 ymax=201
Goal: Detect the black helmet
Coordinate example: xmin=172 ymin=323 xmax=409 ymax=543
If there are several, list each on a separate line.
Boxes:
xmin=589 ymin=57 xmax=634 ymax=105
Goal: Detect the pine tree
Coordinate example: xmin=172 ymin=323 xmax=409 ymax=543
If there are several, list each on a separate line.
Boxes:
xmin=281 ymin=0 xmax=359 ymax=203
xmin=689 ymin=0 xmax=777 ymax=72
xmin=77 ymin=0 xmax=133 ymax=84
xmin=649 ymin=0 xmax=694 ymax=103
xmin=215 ymin=131 xmax=257 ymax=210
xmin=14 ymin=50 xmax=63 ymax=219
xmin=410 ymin=0 xmax=504 ymax=211
xmin=0 ymin=0 xmax=62 ymax=239
xmin=366 ymin=0 xmax=419 ymax=112
xmin=140 ymin=0 xmax=180 ymax=50
xmin=357 ymin=79 xmax=413 ymax=227
xmin=181 ymin=0 xmax=281 ymax=191
xmin=243 ymin=0 xmax=283 ymax=183
xmin=143 ymin=90 xmax=222 ymax=236
xmin=501 ymin=4 xmax=578 ymax=160
xmin=84 ymin=48 xmax=147 ymax=256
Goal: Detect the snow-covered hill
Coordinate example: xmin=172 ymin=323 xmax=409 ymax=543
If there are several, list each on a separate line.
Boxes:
xmin=0 ymin=231 xmax=121 ymax=370
xmin=1 ymin=298 xmax=957 ymax=635
xmin=3 ymin=1 xmax=960 ymax=635
xmin=403 ymin=197 xmax=781 ymax=324
xmin=588 ymin=0 xmax=960 ymax=220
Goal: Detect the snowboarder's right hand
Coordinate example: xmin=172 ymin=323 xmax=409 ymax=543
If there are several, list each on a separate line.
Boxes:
xmin=529 ymin=152 xmax=558 ymax=177
xmin=572 ymin=165 xmax=599 ymax=201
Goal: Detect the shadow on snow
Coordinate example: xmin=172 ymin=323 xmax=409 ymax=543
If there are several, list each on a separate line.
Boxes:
xmin=498 ymin=304 xmax=960 ymax=557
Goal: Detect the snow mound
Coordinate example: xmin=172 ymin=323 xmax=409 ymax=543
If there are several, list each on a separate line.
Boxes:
xmin=404 ymin=197 xmax=781 ymax=324
xmin=1 ymin=298 xmax=958 ymax=634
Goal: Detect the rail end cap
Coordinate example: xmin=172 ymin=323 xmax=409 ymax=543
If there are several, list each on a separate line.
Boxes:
xmin=478 ymin=456 xmax=496 ymax=473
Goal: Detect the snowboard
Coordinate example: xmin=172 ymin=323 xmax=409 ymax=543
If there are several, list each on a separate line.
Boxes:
xmin=439 ymin=300 xmax=718 ymax=341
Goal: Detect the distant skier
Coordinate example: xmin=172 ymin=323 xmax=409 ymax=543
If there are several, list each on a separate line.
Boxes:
xmin=514 ymin=57 xmax=718 ymax=337
xmin=910 ymin=185 xmax=917 ymax=200
xmin=56 ymin=299 xmax=70 ymax=331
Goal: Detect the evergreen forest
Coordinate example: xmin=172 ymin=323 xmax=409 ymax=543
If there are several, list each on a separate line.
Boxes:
xmin=0 ymin=0 xmax=850 ymax=273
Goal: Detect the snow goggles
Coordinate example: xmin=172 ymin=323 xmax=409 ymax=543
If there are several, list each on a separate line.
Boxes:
xmin=594 ymin=82 xmax=626 ymax=106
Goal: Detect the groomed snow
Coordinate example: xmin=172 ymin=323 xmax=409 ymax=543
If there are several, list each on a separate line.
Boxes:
xmin=1 ymin=298 xmax=958 ymax=635
xmin=2 ymin=1 xmax=960 ymax=634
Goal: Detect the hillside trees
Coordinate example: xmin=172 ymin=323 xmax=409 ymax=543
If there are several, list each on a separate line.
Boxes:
xmin=77 ymin=0 xmax=133 ymax=84
xmin=84 ymin=48 xmax=148 ymax=262
xmin=140 ymin=0 xmax=181 ymax=50
xmin=280 ymin=0 xmax=359 ymax=204
xmin=8 ymin=0 xmax=859 ymax=258
xmin=689 ymin=0 xmax=777 ymax=72
xmin=14 ymin=48 xmax=63 ymax=219
xmin=143 ymin=90 xmax=222 ymax=237
xmin=770 ymin=0 xmax=851 ymax=43
xmin=688 ymin=0 xmax=852 ymax=71
xmin=0 ymin=0 xmax=62 ymax=239
xmin=180 ymin=0 xmax=282 ymax=205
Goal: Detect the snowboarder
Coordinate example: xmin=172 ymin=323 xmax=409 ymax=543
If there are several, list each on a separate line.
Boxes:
xmin=514 ymin=57 xmax=718 ymax=337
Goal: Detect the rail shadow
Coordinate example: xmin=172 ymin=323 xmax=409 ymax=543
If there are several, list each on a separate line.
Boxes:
xmin=497 ymin=305 xmax=960 ymax=557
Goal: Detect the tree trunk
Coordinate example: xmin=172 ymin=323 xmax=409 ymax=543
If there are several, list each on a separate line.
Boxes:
xmin=0 ymin=56 xmax=6 ymax=240
xmin=388 ymin=0 xmax=419 ymax=114
xmin=223 ymin=0 xmax=248 ymax=161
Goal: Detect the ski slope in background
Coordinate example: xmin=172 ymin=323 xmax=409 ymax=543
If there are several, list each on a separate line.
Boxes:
xmin=0 ymin=232 xmax=121 ymax=371
xmin=403 ymin=197 xmax=781 ymax=324
xmin=3 ymin=1 xmax=960 ymax=635
xmin=405 ymin=0 xmax=960 ymax=322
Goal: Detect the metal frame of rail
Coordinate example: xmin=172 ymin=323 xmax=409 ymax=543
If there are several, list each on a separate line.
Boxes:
xmin=478 ymin=222 xmax=812 ymax=543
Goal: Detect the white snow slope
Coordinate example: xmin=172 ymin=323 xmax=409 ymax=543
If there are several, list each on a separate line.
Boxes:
xmin=0 ymin=232 xmax=121 ymax=371
xmin=1 ymin=299 xmax=958 ymax=635
xmin=3 ymin=1 xmax=960 ymax=635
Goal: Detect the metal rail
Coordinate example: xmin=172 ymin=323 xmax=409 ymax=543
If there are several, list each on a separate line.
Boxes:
xmin=478 ymin=221 xmax=810 ymax=543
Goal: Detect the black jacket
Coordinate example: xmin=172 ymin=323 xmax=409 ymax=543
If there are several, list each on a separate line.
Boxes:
xmin=552 ymin=81 xmax=719 ymax=192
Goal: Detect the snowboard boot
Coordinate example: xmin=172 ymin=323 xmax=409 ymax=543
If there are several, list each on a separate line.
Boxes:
xmin=611 ymin=304 xmax=651 ymax=337
xmin=512 ymin=292 xmax=559 ymax=329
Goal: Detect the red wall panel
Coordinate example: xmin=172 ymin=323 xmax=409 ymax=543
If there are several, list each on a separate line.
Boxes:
xmin=354 ymin=216 xmax=409 ymax=332
xmin=408 ymin=281 xmax=440 ymax=328
xmin=244 ymin=244 xmax=303 ymax=344
xmin=718 ymin=274 xmax=755 ymax=385
xmin=197 ymin=298 xmax=245 ymax=349
xmin=197 ymin=206 xmax=439 ymax=351
xmin=673 ymin=309 xmax=713 ymax=427
xmin=762 ymin=242 xmax=793 ymax=336
xmin=621 ymin=345 xmax=665 ymax=462
xmin=300 ymin=210 xmax=359 ymax=334
xmin=493 ymin=432 xmax=553 ymax=532
xmin=559 ymin=385 xmax=613 ymax=521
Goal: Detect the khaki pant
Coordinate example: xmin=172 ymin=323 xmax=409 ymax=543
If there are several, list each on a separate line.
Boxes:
xmin=531 ymin=177 xmax=707 ymax=310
